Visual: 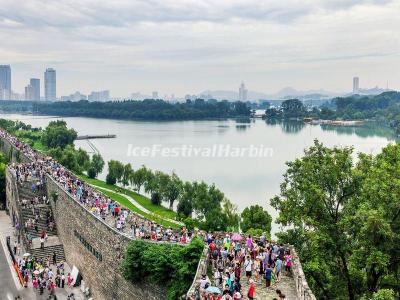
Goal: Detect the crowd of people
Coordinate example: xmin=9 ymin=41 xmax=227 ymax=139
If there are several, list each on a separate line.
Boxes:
xmin=189 ymin=233 xmax=293 ymax=300
xmin=1 ymin=129 xmax=296 ymax=300
xmin=16 ymin=252 xmax=74 ymax=297
xmin=1 ymin=129 xmax=191 ymax=245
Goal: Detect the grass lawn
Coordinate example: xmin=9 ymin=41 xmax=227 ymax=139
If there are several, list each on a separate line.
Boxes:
xmin=14 ymin=130 xmax=47 ymax=153
xmin=78 ymin=175 xmax=180 ymax=229
xmin=78 ymin=175 xmax=177 ymax=219
xmin=100 ymin=189 xmax=180 ymax=229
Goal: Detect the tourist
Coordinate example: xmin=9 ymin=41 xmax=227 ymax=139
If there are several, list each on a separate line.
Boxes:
xmin=244 ymin=256 xmax=253 ymax=282
xmin=284 ymin=251 xmax=292 ymax=274
xmin=275 ymin=256 xmax=283 ymax=282
xmin=200 ymin=274 xmax=211 ymax=291
xmin=232 ymin=290 xmax=242 ymax=300
xmin=222 ymin=284 xmax=232 ymax=297
xmin=247 ymin=279 xmax=255 ymax=300
xmin=67 ymin=273 xmax=73 ymax=286
xmin=214 ymin=268 xmax=222 ymax=287
xmin=265 ymin=264 xmax=273 ymax=288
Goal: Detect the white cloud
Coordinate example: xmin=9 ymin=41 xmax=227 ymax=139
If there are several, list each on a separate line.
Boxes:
xmin=0 ymin=0 xmax=399 ymax=96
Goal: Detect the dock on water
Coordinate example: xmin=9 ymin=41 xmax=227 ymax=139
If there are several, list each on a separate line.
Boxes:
xmin=76 ymin=134 xmax=116 ymax=140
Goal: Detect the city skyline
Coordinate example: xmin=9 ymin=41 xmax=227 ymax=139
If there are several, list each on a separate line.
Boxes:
xmin=0 ymin=0 xmax=399 ymax=97
xmin=0 ymin=63 xmax=394 ymax=101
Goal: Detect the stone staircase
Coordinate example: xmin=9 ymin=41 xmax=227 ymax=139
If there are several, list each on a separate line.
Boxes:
xmin=16 ymin=180 xmax=66 ymax=264
xmin=21 ymin=205 xmax=57 ymax=237
xmin=30 ymin=238 xmax=66 ymax=264
xmin=18 ymin=182 xmax=57 ymax=238
xmin=18 ymin=180 xmax=46 ymax=201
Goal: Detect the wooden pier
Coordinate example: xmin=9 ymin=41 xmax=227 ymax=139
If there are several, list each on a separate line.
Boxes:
xmin=76 ymin=134 xmax=116 ymax=140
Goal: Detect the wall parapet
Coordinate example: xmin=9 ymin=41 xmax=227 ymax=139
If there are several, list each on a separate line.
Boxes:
xmin=289 ymin=245 xmax=317 ymax=300
xmin=186 ymin=246 xmax=210 ymax=298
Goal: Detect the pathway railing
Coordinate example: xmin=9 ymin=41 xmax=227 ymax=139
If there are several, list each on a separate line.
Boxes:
xmin=186 ymin=245 xmax=210 ymax=298
xmin=288 ymin=245 xmax=317 ymax=300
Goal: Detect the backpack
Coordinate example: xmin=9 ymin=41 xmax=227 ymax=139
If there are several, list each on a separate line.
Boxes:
xmin=212 ymin=249 xmax=218 ymax=258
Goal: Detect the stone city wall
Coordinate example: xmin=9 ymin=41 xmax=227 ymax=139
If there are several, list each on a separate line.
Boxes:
xmin=1 ymin=136 xmax=167 ymax=300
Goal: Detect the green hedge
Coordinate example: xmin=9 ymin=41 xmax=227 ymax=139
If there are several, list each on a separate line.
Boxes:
xmin=121 ymin=237 xmax=204 ymax=299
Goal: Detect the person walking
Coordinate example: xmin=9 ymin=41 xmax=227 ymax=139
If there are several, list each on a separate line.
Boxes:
xmin=265 ymin=264 xmax=273 ymax=288
xmin=247 ymin=279 xmax=255 ymax=300
xmin=244 ymin=256 xmax=253 ymax=283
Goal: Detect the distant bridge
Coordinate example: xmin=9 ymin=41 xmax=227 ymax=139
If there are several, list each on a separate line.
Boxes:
xmin=76 ymin=134 xmax=116 ymax=140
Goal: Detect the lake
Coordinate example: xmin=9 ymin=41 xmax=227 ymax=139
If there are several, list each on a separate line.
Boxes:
xmin=1 ymin=113 xmax=396 ymax=234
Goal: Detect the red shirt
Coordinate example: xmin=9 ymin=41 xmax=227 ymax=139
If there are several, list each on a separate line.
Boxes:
xmin=209 ymin=242 xmax=216 ymax=251
xmin=248 ymin=284 xmax=255 ymax=297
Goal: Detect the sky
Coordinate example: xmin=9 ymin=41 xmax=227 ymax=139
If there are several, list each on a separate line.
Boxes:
xmin=0 ymin=0 xmax=399 ymax=98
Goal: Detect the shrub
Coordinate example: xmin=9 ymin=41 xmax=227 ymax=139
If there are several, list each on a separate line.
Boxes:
xmin=87 ymin=167 xmax=97 ymax=179
xmin=151 ymin=192 xmax=161 ymax=205
xmin=106 ymin=173 xmax=116 ymax=185
xmin=121 ymin=237 xmax=204 ymax=299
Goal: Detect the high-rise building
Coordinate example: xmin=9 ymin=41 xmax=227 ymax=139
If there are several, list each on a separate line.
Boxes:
xmin=44 ymin=68 xmax=56 ymax=101
xmin=25 ymin=84 xmax=33 ymax=100
xmin=152 ymin=91 xmax=158 ymax=99
xmin=88 ymin=90 xmax=110 ymax=101
xmin=353 ymin=77 xmax=359 ymax=93
xmin=30 ymin=78 xmax=40 ymax=100
xmin=239 ymin=82 xmax=247 ymax=101
xmin=0 ymin=65 xmax=11 ymax=100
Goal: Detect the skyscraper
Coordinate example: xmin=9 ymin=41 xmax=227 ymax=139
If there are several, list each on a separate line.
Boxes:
xmin=239 ymin=82 xmax=247 ymax=101
xmin=30 ymin=78 xmax=40 ymax=100
xmin=88 ymin=90 xmax=110 ymax=101
xmin=25 ymin=84 xmax=33 ymax=100
xmin=0 ymin=65 xmax=11 ymax=100
xmin=44 ymin=68 xmax=56 ymax=101
xmin=353 ymin=77 xmax=359 ymax=93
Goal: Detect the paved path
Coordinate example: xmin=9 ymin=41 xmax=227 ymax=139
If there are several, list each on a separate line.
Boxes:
xmin=240 ymin=272 xmax=298 ymax=300
xmin=91 ymin=184 xmax=184 ymax=226
xmin=0 ymin=211 xmax=84 ymax=300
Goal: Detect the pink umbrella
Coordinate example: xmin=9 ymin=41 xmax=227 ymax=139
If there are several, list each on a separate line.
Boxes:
xmin=231 ymin=233 xmax=242 ymax=241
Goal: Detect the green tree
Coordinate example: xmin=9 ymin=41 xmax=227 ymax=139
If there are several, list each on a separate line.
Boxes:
xmin=41 ymin=120 xmax=77 ymax=149
xmin=143 ymin=169 xmax=158 ymax=194
xmin=107 ymin=160 xmax=124 ymax=184
xmin=129 ymin=166 xmax=147 ymax=192
xmin=222 ymin=198 xmax=240 ymax=231
xmin=192 ymin=183 xmax=227 ymax=231
xmin=241 ymin=205 xmax=272 ymax=235
xmin=76 ymin=148 xmax=90 ymax=170
xmin=177 ymin=181 xmax=195 ymax=218
xmin=122 ymin=163 xmax=133 ymax=187
xmin=281 ymin=99 xmax=305 ymax=118
xmin=88 ymin=153 xmax=104 ymax=178
xmin=163 ymin=172 xmax=182 ymax=210
xmin=271 ymin=140 xmax=361 ymax=300
xmin=151 ymin=192 xmax=161 ymax=206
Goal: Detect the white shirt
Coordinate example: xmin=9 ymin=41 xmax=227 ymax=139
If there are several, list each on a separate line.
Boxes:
xmin=244 ymin=259 xmax=253 ymax=272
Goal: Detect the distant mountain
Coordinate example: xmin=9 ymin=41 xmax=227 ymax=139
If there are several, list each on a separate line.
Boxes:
xmin=200 ymin=87 xmax=340 ymax=101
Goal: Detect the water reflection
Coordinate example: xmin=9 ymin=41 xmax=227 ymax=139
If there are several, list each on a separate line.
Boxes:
xmin=236 ymin=124 xmax=250 ymax=131
xmin=280 ymin=121 xmax=305 ymax=134
xmin=264 ymin=119 xmax=305 ymax=134
xmin=320 ymin=122 xmax=397 ymax=140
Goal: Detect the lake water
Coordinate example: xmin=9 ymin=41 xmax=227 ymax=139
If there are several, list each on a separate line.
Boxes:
xmin=1 ymin=113 xmax=396 ymax=233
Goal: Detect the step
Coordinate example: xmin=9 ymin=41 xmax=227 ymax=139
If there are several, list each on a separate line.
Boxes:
xmin=30 ymin=245 xmax=66 ymax=264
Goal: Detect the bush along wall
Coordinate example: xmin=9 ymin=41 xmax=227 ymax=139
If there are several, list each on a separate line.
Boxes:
xmin=121 ymin=237 xmax=204 ymax=300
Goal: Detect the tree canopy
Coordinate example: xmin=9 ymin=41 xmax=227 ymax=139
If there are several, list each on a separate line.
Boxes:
xmin=241 ymin=205 xmax=272 ymax=236
xmin=271 ymin=140 xmax=400 ymax=300
xmin=41 ymin=120 xmax=77 ymax=149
